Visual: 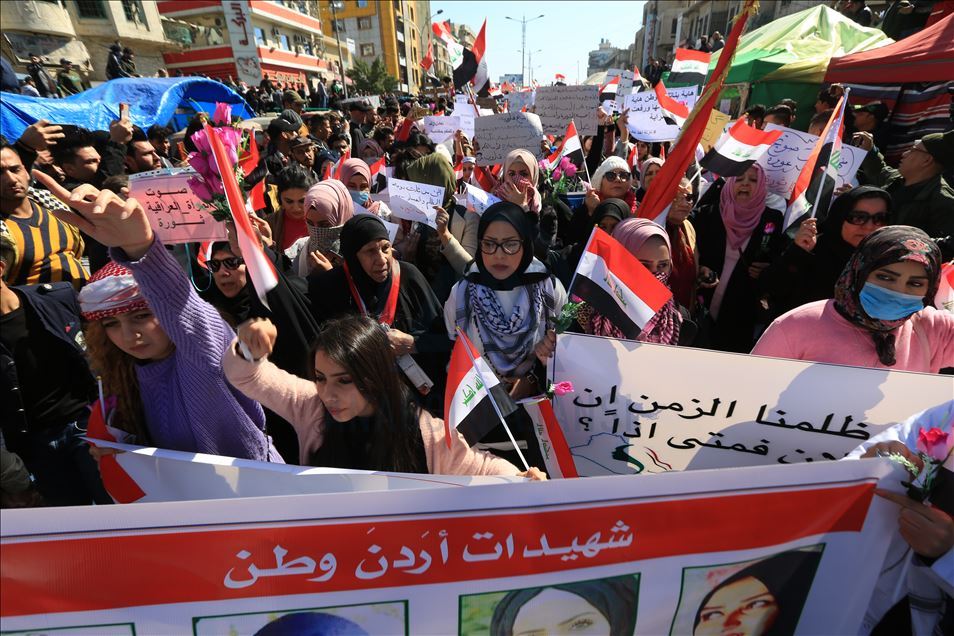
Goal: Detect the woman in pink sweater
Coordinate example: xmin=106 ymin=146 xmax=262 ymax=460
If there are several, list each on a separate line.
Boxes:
xmin=752 ymin=226 xmax=953 ymax=372
xmin=224 ymin=314 xmax=545 ymax=478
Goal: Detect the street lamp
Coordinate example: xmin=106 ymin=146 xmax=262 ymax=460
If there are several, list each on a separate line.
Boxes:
xmin=505 ymin=14 xmax=544 ymax=87
xmin=527 ymin=48 xmax=542 ymax=85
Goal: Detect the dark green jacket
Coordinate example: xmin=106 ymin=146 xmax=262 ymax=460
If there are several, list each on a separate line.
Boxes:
xmin=860 ymin=150 xmax=954 ymax=239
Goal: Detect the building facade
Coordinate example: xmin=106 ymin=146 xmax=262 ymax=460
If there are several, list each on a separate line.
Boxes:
xmin=586 ymin=39 xmax=630 ymax=76
xmin=157 ymin=1 xmax=351 ymax=88
xmin=1 ymin=0 xmax=174 ymax=85
xmin=317 ymin=0 xmax=432 ymax=94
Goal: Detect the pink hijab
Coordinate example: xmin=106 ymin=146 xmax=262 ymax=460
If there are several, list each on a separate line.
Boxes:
xmin=304 ymin=179 xmax=354 ymax=226
xmin=492 ymin=148 xmax=541 ymax=213
xmin=720 ymin=164 xmax=767 ymax=250
xmin=338 ymin=158 xmax=371 ymax=188
xmin=586 ymin=217 xmax=682 ymax=345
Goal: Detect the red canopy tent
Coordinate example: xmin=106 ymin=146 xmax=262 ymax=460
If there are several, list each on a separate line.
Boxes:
xmin=824 ymin=14 xmax=953 ymax=166
xmin=824 ymin=13 xmax=954 ymax=83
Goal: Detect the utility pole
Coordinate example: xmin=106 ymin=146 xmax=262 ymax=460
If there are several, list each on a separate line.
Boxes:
xmin=506 ymin=14 xmax=544 ymax=87
xmin=329 ymin=0 xmax=348 ymax=99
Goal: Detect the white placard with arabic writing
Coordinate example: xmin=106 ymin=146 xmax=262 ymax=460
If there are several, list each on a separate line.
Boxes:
xmin=505 ymin=90 xmax=536 ymax=113
xmin=534 ymin=85 xmax=600 ymax=136
xmin=386 ymin=178 xmax=443 ymax=229
xmin=473 ymin=112 xmax=545 ymax=166
xmin=757 ymin=123 xmax=866 ymax=198
xmin=129 ymin=168 xmax=227 ymax=244
xmin=0 ymin=456 xmax=896 ymax=636
xmin=422 ymin=115 xmax=461 ymax=145
xmin=551 ymin=333 xmax=953 ymax=475
xmin=604 ymin=68 xmax=636 ymax=95
xmin=464 ymin=183 xmax=501 ymax=215
xmin=622 ymin=87 xmax=698 ymax=142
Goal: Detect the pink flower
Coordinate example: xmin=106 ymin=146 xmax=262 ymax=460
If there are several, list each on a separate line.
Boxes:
xmin=187 ymin=176 xmax=212 ymax=202
xmin=764 ymin=222 xmax=777 ymax=234
xmin=917 ymin=427 xmax=953 ymax=461
xmin=187 ymin=152 xmax=211 ymax=179
xmin=552 ymin=381 xmax=575 ymax=396
xmin=190 ymin=128 xmax=212 ymax=155
xmin=212 ymin=102 xmax=232 ymax=125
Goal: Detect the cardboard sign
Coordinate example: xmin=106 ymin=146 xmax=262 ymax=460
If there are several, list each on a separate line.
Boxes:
xmin=621 ymin=87 xmax=698 ymax=142
xmin=757 ymin=124 xmax=866 ymax=197
xmin=473 ymin=113 xmax=544 ymax=166
xmin=130 ymin=168 xmax=227 ymax=244
xmin=422 ymin=115 xmax=461 ymax=144
xmin=386 ymin=178 xmax=443 ymax=228
xmin=699 ymin=110 xmax=732 ymax=151
xmin=464 ymin=183 xmax=502 ymax=215
xmin=534 ymin=85 xmax=600 ymax=136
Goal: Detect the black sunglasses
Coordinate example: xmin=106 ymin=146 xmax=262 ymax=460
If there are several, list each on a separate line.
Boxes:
xmin=845 ymin=211 xmax=889 ymax=227
xmin=604 ymin=171 xmax=632 ymax=182
xmin=207 ymin=256 xmax=244 ymax=272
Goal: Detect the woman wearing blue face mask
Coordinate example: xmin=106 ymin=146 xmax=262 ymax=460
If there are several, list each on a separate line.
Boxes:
xmin=339 ymin=158 xmax=391 ymax=220
xmin=752 ymin=226 xmax=953 ymax=372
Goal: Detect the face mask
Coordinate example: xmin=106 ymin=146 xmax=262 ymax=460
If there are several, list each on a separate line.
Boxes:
xmin=858 ymin=282 xmax=924 ymax=321
xmin=350 ymin=190 xmax=371 ymax=207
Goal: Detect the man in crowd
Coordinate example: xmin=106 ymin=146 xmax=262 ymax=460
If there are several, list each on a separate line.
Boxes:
xmin=347 ymin=101 xmax=371 ymax=149
xmin=125 ymin=127 xmax=160 ymax=174
xmin=307 ymin=114 xmax=331 ymax=152
xmin=147 ymin=125 xmax=174 ymax=165
xmin=264 ymin=116 xmax=299 ymax=176
xmin=838 ymin=0 xmax=874 ymax=26
xmin=858 ymin=130 xmax=954 ymax=238
xmin=106 ymin=44 xmax=129 ymax=80
xmin=709 ymin=32 xmax=725 ymax=52
xmin=0 ymin=142 xmax=86 ymax=288
xmin=0 ymin=227 xmax=109 ymax=506
xmin=56 ymin=59 xmax=83 ymax=96
xmin=282 ymin=89 xmax=307 ymax=116
xmin=314 ymin=76 xmax=328 ymax=109
xmin=328 ymin=133 xmax=350 ymax=159
xmin=763 ymin=105 xmax=794 ymax=128
xmin=19 ymin=77 xmax=40 ymax=98
xmin=853 ymin=101 xmax=891 ymax=154
xmin=26 ymin=55 xmax=58 ymax=98
xmin=373 ymin=127 xmax=395 ymax=155
xmin=288 ymin=137 xmax=319 ymax=180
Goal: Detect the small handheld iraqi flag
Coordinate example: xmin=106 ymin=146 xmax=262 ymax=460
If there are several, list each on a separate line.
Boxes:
xmin=669 ymin=48 xmax=711 ymax=86
xmin=701 ymin=118 xmax=783 ymax=177
xmin=569 ymin=227 xmax=673 ymax=340
xmin=444 ymin=328 xmax=517 ymax=448
xmin=546 ymin=120 xmax=584 ymax=169
xmin=653 ymin=80 xmax=690 ymax=127
xmin=599 ymin=75 xmax=620 ymax=97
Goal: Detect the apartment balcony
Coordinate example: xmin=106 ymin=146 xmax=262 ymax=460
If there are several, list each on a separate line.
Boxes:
xmin=0 ymin=1 xmax=76 ymax=38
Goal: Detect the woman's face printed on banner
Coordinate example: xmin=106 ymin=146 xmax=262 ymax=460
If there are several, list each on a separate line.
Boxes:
xmin=511 ymin=588 xmax=611 ymax=636
xmin=313 ymin=349 xmax=375 ymax=422
xmin=693 ymin=575 xmax=779 ymax=636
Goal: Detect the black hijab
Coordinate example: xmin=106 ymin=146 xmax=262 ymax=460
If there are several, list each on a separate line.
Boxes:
xmin=340 ymin=215 xmax=392 ymax=314
xmin=466 ymin=202 xmax=550 ymax=291
xmin=592 ymin=198 xmax=629 ymax=227
xmin=818 ymin=185 xmax=892 ymax=260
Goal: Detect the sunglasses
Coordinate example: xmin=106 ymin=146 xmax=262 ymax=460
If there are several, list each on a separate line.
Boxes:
xmin=207 ymin=256 xmax=245 ymax=272
xmin=604 ymin=171 xmax=631 ymax=182
xmin=844 ymin=211 xmax=889 ymax=227
xmin=480 ymin=239 xmax=523 ymax=255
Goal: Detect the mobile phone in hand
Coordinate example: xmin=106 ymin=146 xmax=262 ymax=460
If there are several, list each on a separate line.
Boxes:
xmin=119 ymin=103 xmax=129 ymax=120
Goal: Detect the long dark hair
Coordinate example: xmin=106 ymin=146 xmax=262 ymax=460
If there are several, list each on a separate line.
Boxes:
xmin=308 ymin=315 xmax=426 ymax=473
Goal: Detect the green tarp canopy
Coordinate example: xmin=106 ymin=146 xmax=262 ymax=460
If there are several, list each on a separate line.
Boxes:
xmin=706 ymin=5 xmax=893 ymax=128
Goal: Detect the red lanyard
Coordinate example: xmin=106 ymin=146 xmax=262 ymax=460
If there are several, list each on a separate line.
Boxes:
xmin=343 ymin=259 xmax=401 ymax=326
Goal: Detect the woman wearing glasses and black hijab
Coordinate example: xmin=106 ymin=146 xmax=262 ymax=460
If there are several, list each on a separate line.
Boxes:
xmin=760 ymin=186 xmax=892 ymax=318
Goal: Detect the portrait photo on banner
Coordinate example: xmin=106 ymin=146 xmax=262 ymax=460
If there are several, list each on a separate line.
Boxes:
xmin=458 ymin=573 xmax=640 ymax=636
xmin=192 ymin=600 xmax=407 ymax=635
xmin=668 ymin=545 xmax=824 ymax=636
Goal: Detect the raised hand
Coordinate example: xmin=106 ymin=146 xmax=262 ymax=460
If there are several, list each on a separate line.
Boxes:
xmin=18 ymin=119 xmax=65 ymax=151
xmin=32 ymin=169 xmax=154 ymax=259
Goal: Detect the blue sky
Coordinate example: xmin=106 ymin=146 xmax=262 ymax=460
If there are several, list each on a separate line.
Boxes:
xmin=431 ymin=1 xmax=647 ymax=85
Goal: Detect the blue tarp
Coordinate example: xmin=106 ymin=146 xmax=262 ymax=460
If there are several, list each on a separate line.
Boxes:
xmin=0 ymin=77 xmax=254 ymax=141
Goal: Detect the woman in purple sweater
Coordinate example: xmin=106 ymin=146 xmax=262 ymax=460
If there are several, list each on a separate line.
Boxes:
xmin=33 ymin=171 xmax=280 ymax=462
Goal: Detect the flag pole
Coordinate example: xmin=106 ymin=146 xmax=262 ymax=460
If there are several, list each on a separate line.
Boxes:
xmin=809 ymin=88 xmax=849 ymax=220
xmin=575 ymin=119 xmax=593 ymax=185
xmin=455 ymin=326 xmax=531 ymax=471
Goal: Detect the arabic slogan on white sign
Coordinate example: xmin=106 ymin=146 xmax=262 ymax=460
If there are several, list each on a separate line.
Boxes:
xmin=385 ymin=178 xmax=444 ymax=229
xmin=129 ymin=168 xmax=227 ymax=244
xmin=1 ymin=458 xmax=898 ymax=635
xmin=474 ymin=112 xmax=544 ymax=166
xmin=757 ymin=123 xmax=866 ymax=197
xmin=622 ymin=86 xmax=698 ymax=142
xmin=550 ymin=333 xmax=953 ymax=475
xmin=534 ymin=85 xmax=599 ymax=136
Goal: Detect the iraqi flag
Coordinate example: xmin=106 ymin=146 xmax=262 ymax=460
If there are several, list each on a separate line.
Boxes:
xmin=555 ymin=73 xmax=566 ymax=83
xmin=420 ymin=38 xmax=434 ymax=72
xmin=669 ymin=48 xmax=711 ymax=85
xmin=444 ymin=328 xmax=516 ymax=447
xmin=599 ymin=75 xmax=620 ymax=97
xmin=521 ymin=397 xmax=579 ymax=479
xmin=433 ymin=20 xmax=464 ymax=68
xmin=701 ymin=118 xmax=783 ymax=177
xmin=784 ymin=94 xmax=847 ymax=230
xmin=205 ymin=123 xmax=278 ymax=309
xmin=453 ymin=19 xmax=488 ymax=93
xmin=545 ymin=120 xmax=584 ymax=169
xmin=570 ymin=227 xmax=673 ymax=340
xmin=653 ymin=80 xmax=690 ymax=127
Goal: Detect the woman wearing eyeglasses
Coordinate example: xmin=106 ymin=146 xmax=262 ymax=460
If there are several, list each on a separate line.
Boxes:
xmin=445 ymin=202 xmax=566 ymax=396
xmin=761 ymin=186 xmax=892 ymax=318
xmin=566 ymin=156 xmax=637 ymax=249
xmin=694 ymin=164 xmax=786 ymax=353
xmin=753 ymin=226 xmax=953 ymax=372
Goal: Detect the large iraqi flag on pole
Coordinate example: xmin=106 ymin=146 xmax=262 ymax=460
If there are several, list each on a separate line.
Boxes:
xmin=701 ymin=118 xmax=783 ymax=177
xmin=444 ymin=328 xmax=516 ymax=447
xmin=668 ymin=48 xmax=711 ymax=85
xmin=569 ymin=227 xmax=673 ymax=340
xmin=638 ymin=0 xmax=759 ymax=224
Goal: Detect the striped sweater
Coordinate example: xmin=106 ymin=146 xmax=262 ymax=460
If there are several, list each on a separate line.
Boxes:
xmin=5 ymin=198 xmax=87 ymax=288
xmin=112 ymin=238 xmax=280 ymax=462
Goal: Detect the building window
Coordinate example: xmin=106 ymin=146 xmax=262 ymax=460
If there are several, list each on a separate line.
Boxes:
xmin=121 ymin=0 xmax=147 ymax=24
xmin=333 ymin=19 xmax=346 ymax=33
xmin=356 ymin=0 xmax=368 ymax=7
xmin=357 ymin=17 xmax=372 ymax=30
xmin=74 ymin=0 xmax=108 ymax=19
xmin=670 ymin=18 xmax=678 ymax=37
xmin=280 ymin=34 xmax=290 ymax=50
xmin=254 ymin=27 xmax=266 ymax=45
xmin=360 ymin=43 xmax=375 ymax=57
